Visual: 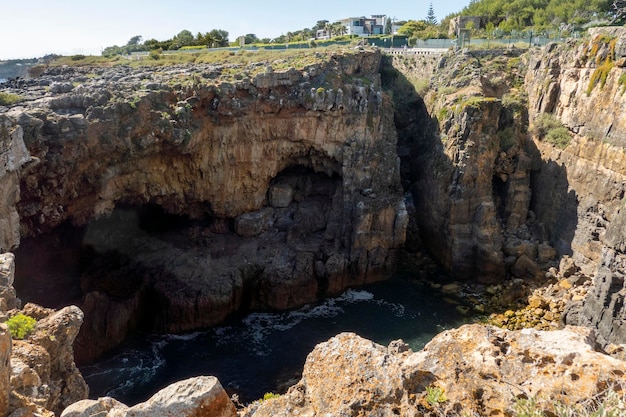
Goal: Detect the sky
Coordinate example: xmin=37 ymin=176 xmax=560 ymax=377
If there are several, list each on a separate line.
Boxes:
xmin=1 ymin=0 xmax=471 ymax=60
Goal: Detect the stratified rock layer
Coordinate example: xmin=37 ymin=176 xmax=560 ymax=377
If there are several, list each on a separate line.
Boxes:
xmin=524 ymin=28 xmax=626 ymax=347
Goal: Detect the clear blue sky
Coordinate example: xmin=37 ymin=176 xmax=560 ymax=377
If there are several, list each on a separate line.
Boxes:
xmin=1 ymin=0 xmax=470 ymax=60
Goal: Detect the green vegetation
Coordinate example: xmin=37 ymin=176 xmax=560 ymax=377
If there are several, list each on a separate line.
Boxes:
xmin=102 ymin=29 xmax=230 ymax=57
xmin=425 ymin=386 xmax=448 ymax=406
xmin=262 ymin=392 xmax=280 ymax=401
xmin=498 ymin=127 xmax=518 ymax=150
xmin=514 ymin=386 xmax=626 ymax=416
xmin=6 ymin=313 xmax=37 ymax=339
xmin=584 ymin=35 xmax=618 ymax=95
xmin=0 ymin=92 xmax=22 ymax=106
xmin=587 ymin=60 xmax=615 ymax=95
xmin=457 ymin=0 xmax=612 ymax=32
xmin=531 ymin=113 xmax=571 ymax=148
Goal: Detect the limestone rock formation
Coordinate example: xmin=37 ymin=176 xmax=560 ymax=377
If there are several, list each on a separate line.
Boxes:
xmin=246 ymin=325 xmax=626 ymax=417
xmin=0 ymin=116 xmax=36 ymax=252
xmin=9 ymin=304 xmax=88 ymax=416
xmin=389 ymin=49 xmax=550 ymax=283
xmin=0 ymin=49 xmax=407 ymax=361
xmin=61 ymin=376 xmax=236 ymax=417
xmin=524 ymin=29 xmax=626 ymax=346
xmin=0 ymin=253 xmax=19 ymax=312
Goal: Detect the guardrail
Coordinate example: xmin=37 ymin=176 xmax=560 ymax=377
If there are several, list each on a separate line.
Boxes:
xmin=382 ymin=47 xmax=449 ymax=55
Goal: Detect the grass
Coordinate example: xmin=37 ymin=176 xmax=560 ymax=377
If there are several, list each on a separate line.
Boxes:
xmin=46 ymin=45 xmax=359 ymax=71
xmin=514 ymin=385 xmax=626 ymax=417
xmin=0 ymin=92 xmax=22 ymax=106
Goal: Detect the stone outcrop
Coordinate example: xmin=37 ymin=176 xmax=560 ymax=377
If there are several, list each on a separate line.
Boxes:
xmin=61 ymin=376 xmax=236 ymax=417
xmin=0 ymin=253 xmax=88 ymax=417
xmin=0 ymin=48 xmax=407 ymax=362
xmin=245 ymin=325 xmax=626 ymax=417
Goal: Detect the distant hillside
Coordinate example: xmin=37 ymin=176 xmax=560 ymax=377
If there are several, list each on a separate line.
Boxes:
xmin=457 ymin=0 xmax=612 ymax=30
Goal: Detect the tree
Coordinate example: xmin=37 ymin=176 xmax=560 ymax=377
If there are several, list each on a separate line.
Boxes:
xmin=385 ymin=17 xmax=393 ymax=34
xmin=208 ymin=29 xmax=229 ymax=47
xmin=612 ymin=0 xmax=626 ymax=23
xmin=426 ymin=3 xmax=438 ymax=25
xmin=127 ymin=35 xmax=143 ymax=46
xmin=244 ymin=33 xmax=260 ymax=44
xmin=171 ymin=29 xmax=194 ymax=49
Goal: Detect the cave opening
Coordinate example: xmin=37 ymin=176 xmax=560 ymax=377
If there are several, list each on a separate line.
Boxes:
xmin=13 ymin=204 xmax=203 ymax=310
xmin=492 ymin=174 xmax=509 ymax=222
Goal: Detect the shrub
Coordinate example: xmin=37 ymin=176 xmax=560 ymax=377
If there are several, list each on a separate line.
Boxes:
xmin=149 ymin=49 xmax=162 ymax=60
xmin=530 ymin=113 xmax=571 ymax=148
xmin=498 ymin=127 xmax=517 ymax=150
xmin=0 ymin=92 xmax=22 ymax=106
xmin=262 ymin=392 xmax=280 ymax=401
xmin=6 ymin=313 xmax=37 ymax=339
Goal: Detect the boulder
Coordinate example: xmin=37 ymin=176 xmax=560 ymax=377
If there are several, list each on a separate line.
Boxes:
xmin=510 ymin=254 xmax=540 ymax=279
xmin=234 ymin=209 xmax=274 ymax=237
xmin=110 ymin=376 xmax=236 ymax=417
xmin=268 ymin=183 xmax=294 ymax=208
xmin=61 ymin=397 xmax=127 ymax=417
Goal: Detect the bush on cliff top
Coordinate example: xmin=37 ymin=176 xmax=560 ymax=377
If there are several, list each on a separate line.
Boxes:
xmin=0 ymin=92 xmax=22 ymax=106
xmin=6 ymin=313 xmax=37 ymax=339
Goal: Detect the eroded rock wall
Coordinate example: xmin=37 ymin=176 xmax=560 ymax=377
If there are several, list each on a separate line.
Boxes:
xmin=390 ymin=50 xmax=548 ymax=283
xmin=1 ymin=49 xmax=407 ymax=361
xmin=525 ymin=29 xmax=626 ymax=346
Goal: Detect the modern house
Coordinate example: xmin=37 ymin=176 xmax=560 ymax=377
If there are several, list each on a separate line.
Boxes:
xmin=339 ymin=15 xmax=386 ymax=37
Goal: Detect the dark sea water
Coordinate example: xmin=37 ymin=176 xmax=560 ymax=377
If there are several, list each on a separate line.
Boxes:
xmin=80 ymin=277 xmax=472 ymax=405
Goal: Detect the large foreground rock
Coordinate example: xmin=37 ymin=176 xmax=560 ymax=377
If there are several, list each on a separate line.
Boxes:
xmin=247 ymin=324 xmax=626 ymax=417
xmin=61 ymin=376 xmax=236 ymax=417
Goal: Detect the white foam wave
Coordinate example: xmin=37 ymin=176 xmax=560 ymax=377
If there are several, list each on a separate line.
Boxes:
xmin=212 ymin=288 xmax=406 ymax=356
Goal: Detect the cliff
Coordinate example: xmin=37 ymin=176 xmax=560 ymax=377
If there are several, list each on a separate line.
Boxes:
xmin=0 ymin=48 xmax=407 ymax=362
xmin=523 ymin=27 xmax=626 ymax=347
xmin=389 ymin=49 xmax=554 ymax=284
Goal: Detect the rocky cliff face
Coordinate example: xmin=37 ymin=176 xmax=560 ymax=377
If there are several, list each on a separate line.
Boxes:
xmin=523 ymin=28 xmax=626 ymax=347
xmin=390 ymin=50 xmax=554 ymax=284
xmin=0 ymin=48 xmax=407 ymax=362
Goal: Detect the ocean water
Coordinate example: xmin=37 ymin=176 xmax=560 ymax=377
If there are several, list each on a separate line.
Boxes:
xmin=80 ymin=277 xmax=472 ymax=405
